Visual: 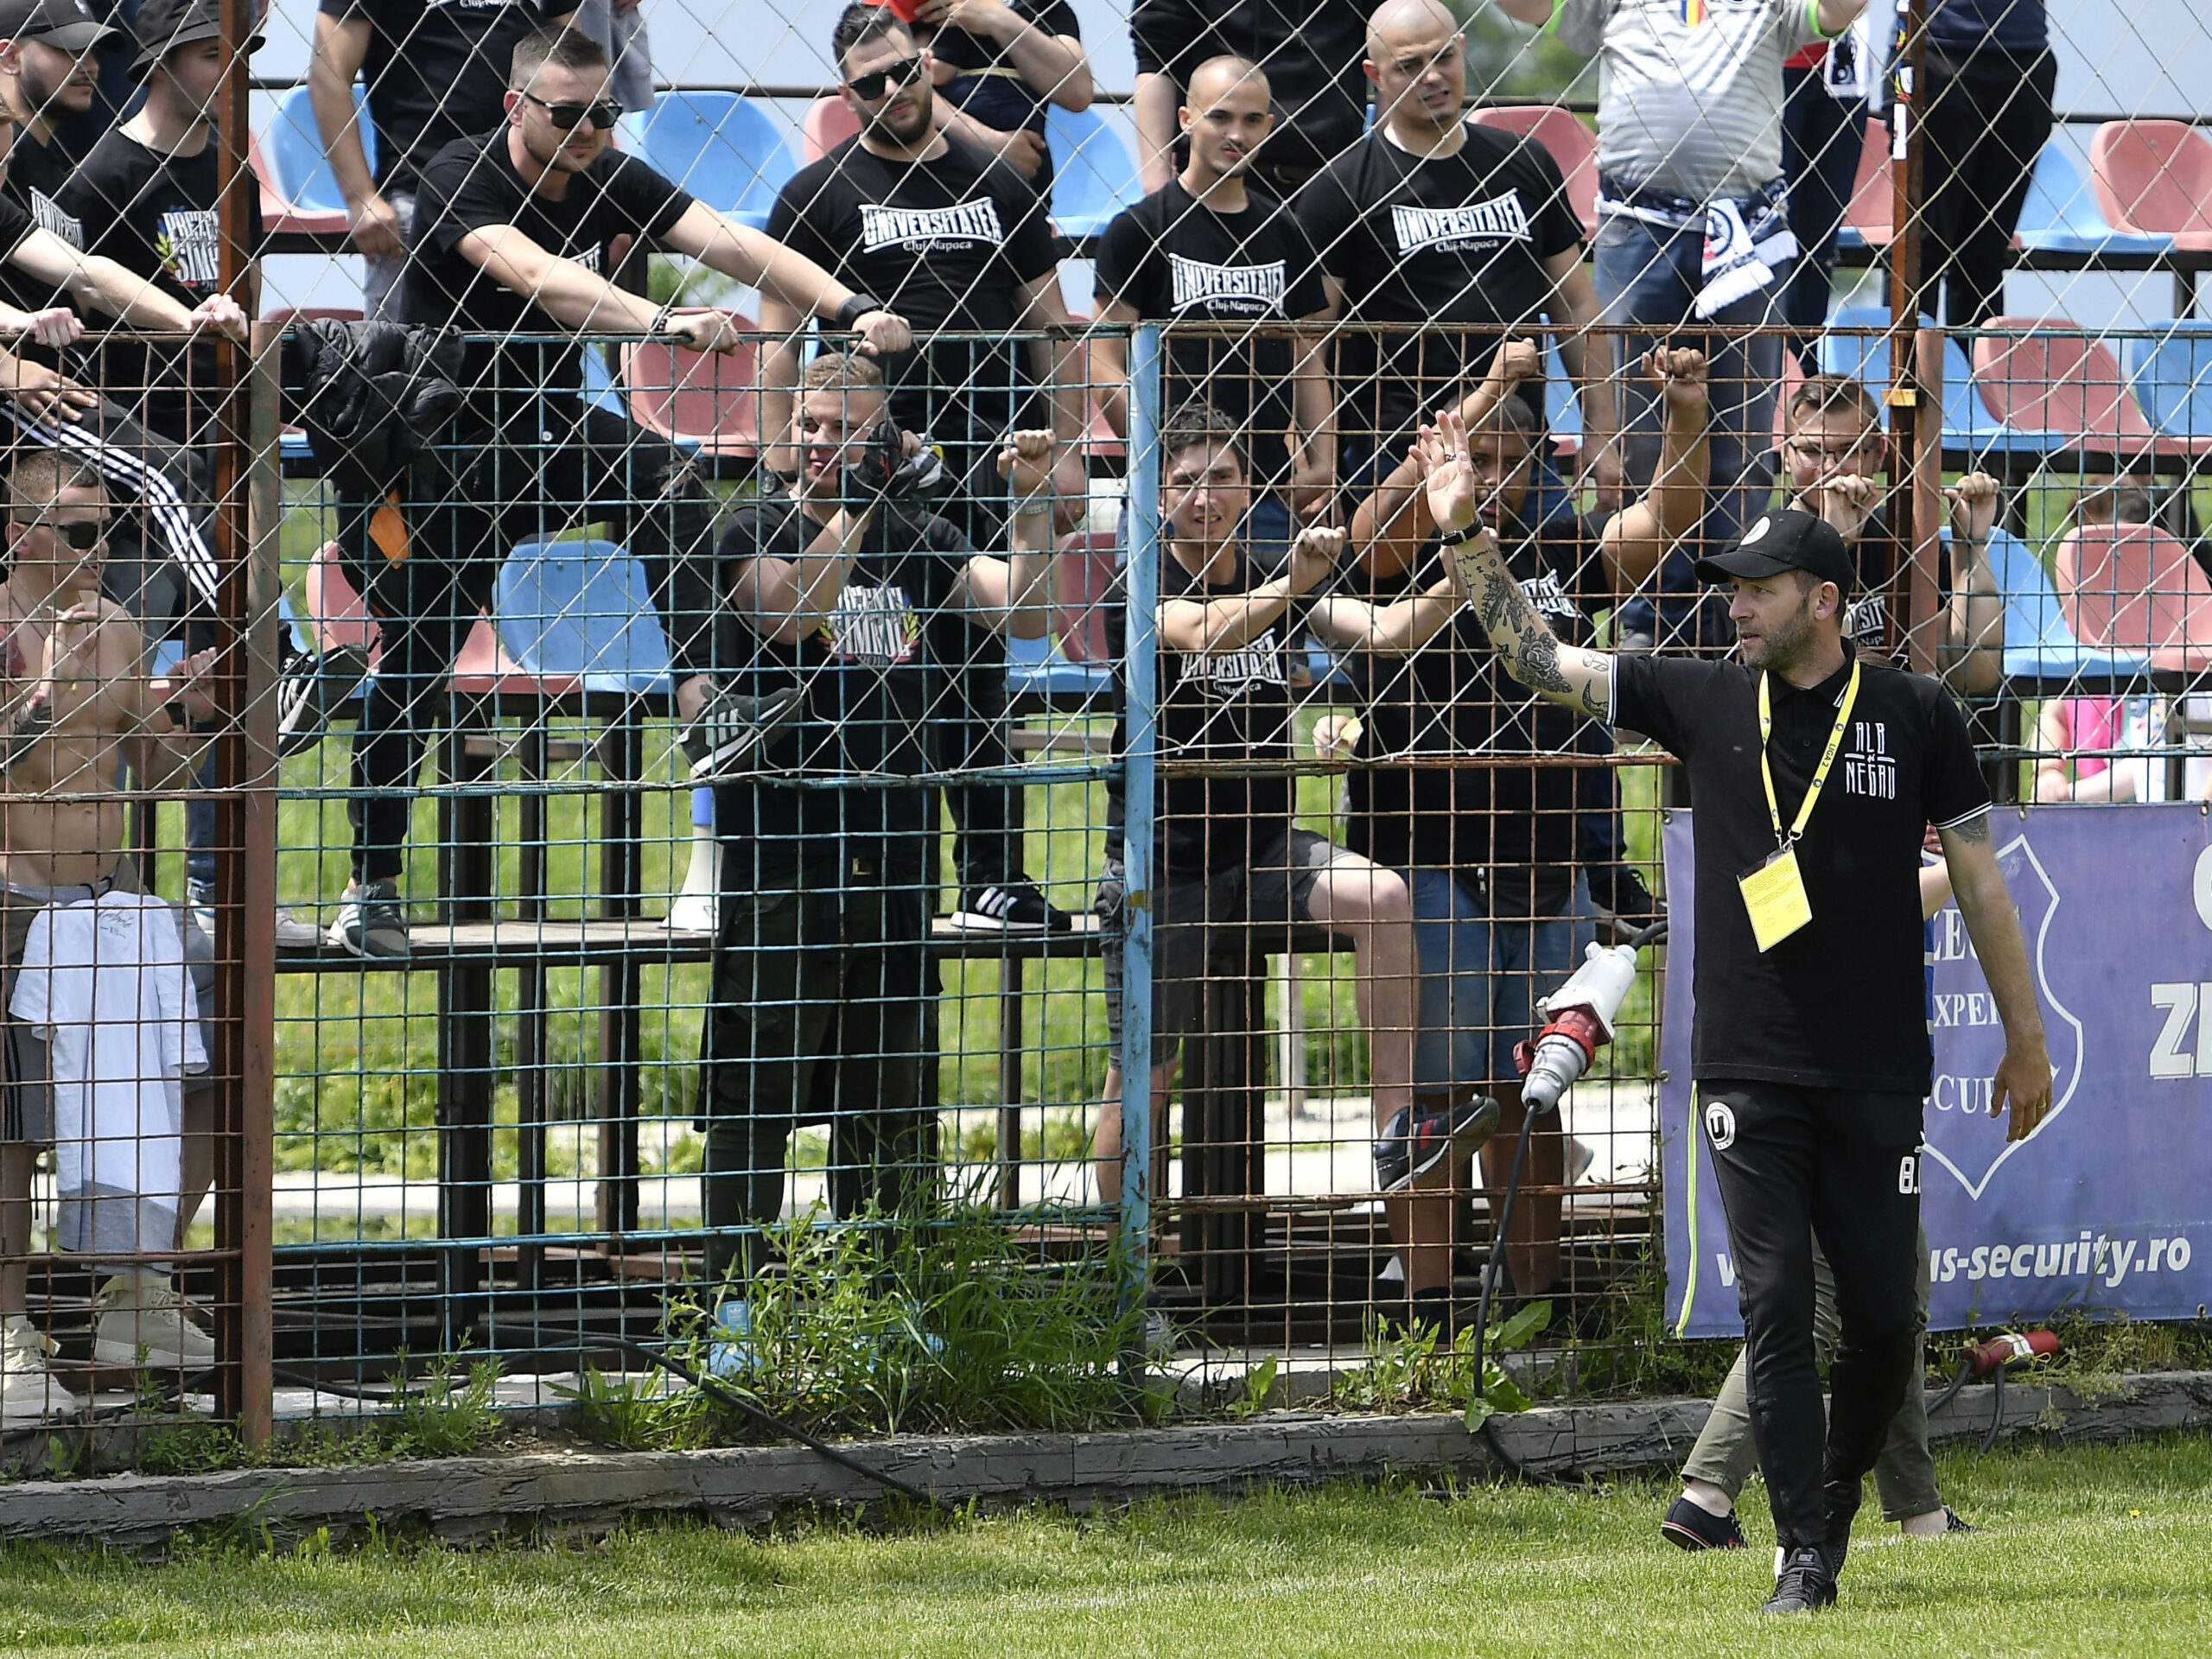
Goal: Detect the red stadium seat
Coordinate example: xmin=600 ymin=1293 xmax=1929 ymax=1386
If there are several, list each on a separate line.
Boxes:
xmin=2055 ymin=523 xmax=2212 ymax=671
xmin=1468 ymin=105 xmax=1599 ymax=238
xmin=250 ymin=132 xmax=347 ymax=239
xmin=802 ymin=97 xmax=861 ymax=165
xmin=1970 ymin=316 xmax=2199 ymax=459
xmin=1065 ymin=312 xmax=1124 ymax=465
xmin=621 ymin=327 xmax=760 ymax=460
xmin=2088 ymin=120 xmax=2212 ymax=250
xmin=306 ymin=542 xmax=381 ymax=666
xmin=1840 ymin=120 xmax=1893 ymax=250
xmin=1054 ymin=531 xmax=1118 ymax=664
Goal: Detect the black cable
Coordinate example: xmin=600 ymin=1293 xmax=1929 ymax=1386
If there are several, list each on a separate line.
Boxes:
xmin=1981 ymin=1364 xmax=2007 ymax=1455
xmin=602 ymin=1335 xmax=957 ymax=1516
xmin=1925 ymin=1353 xmax=1976 ymax=1419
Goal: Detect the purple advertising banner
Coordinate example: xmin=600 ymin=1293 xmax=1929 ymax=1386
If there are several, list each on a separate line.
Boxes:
xmin=1661 ymin=804 xmax=2212 ymax=1337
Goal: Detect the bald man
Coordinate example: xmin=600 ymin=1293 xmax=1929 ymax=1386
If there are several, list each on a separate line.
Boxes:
xmin=1493 ymin=0 xmax=1870 ymax=652
xmin=1093 ymin=56 xmax=1335 ymax=544
xmin=1300 ymin=0 xmax=1612 ymax=540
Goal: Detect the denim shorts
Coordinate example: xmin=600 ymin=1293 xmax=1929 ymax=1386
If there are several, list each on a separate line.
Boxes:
xmin=1404 ymin=866 xmax=1595 ymax=1092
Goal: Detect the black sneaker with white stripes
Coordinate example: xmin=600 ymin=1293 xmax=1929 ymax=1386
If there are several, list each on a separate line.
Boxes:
xmin=950 ymin=880 xmax=1072 ymax=935
xmin=276 ymin=644 xmax=371 ymax=758
xmin=1374 ymin=1096 xmax=1502 ymax=1192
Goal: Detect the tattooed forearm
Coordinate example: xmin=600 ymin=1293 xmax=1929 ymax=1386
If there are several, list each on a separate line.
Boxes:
xmin=1477 ymin=563 xmax=1519 ymax=637
xmin=1946 ymin=811 xmax=1992 ymax=844
xmin=1517 ymin=625 xmax=1572 ymax=696
xmin=1578 ymin=661 xmax=1610 ymax=717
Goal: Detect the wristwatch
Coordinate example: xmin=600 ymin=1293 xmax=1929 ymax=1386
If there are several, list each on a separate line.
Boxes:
xmin=833 ymin=293 xmax=886 ymax=333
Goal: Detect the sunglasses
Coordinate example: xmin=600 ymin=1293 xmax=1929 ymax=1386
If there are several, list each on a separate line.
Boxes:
xmin=12 ymin=518 xmax=105 ymax=550
xmin=845 ymin=55 xmax=925 ymax=101
xmin=520 ymin=91 xmax=623 ymax=131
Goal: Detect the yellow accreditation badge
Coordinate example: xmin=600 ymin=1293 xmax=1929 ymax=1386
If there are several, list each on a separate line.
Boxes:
xmin=1738 ymin=662 xmax=1861 ymax=954
xmin=1738 ymin=844 xmax=1814 ymax=952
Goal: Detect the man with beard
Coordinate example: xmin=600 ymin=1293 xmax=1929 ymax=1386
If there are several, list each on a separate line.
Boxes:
xmin=1421 ymin=405 xmax=2051 ymax=1614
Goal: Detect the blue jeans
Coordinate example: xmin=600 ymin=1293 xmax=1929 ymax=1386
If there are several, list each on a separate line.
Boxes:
xmin=1596 ymin=210 xmax=1789 ymax=649
xmin=1403 ymin=867 xmax=1595 ymax=1092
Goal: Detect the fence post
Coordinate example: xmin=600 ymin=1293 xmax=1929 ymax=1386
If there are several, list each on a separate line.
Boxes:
xmin=1118 ymin=324 xmax=1161 ymax=1349
xmin=1888 ymin=0 xmax=1937 ymax=676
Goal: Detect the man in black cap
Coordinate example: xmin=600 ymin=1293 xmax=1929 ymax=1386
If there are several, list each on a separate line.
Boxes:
xmin=1416 ymin=404 xmax=2053 ymax=1615
xmin=0 ymin=0 xmax=124 ymax=231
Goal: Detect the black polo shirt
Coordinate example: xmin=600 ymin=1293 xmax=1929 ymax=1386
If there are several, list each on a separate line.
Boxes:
xmin=1614 ymin=647 xmax=1989 ymax=1095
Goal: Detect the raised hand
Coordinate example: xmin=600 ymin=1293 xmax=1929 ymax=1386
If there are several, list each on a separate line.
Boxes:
xmin=1807 ymin=470 xmax=1880 ymax=544
xmin=1287 ymin=524 xmax=1345 ymax=594
xmin=666 ymin=308 xmax=747 ymax=355
xmin=1484 ymin=336 xmax=1542 ymax=390
xmin=1944 ymin=471 xmax=2001 ymax=547
xmin=849 ymin=308 xmax=912 ymax=359
xmin=996 ymin=427 xmax=1058 ymax=499
xmin=1645 ymin=345 xmax=1710 ymax=411
xmin=1414 ymin=406 xmax=1482 ymax=538
xmin=188 ymin=294 xmax=250 ymax=343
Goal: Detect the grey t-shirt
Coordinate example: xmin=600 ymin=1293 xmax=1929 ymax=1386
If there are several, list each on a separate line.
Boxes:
xmin=1552 ymin=0 xmax=1829 ymax=200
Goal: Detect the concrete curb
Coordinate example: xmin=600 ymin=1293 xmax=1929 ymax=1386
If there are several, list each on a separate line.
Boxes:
xmin=4 ymin=1370 xmax=2209 ymax=1547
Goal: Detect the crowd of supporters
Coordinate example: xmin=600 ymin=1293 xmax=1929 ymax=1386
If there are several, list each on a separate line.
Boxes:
xmin=0 ymin=0 xmax=2191 ymax=1495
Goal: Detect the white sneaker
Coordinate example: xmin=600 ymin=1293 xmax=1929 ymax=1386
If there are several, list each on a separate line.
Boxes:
xmin=664 ymin=824 xmax=721 ymax=933
xmin=2 ymin=1315 xmax=84 ymax=1420
xmin=92 ymin=1274 xmax=216 ymax=1370
xmin=272 ymin=905 xmax=324 ymax=950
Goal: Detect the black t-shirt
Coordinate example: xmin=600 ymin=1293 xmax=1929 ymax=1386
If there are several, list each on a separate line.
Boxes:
xmin=55 ymin=130 xmax=264 ymax=444
xmin=1344 ymin=512 xmax=1615 ymax=916
xmin=320 ymin=0 xmax=561 ymax=196
xmin=1614 ymin=648 xmax=1991 ymax=1094
xmin=768 ymin=136 xmax=1058 ymax=445
xmin=1105 ymin=543 xmax=1303 ymax=878
xmin=926 ymin=0 xmax=1080 ymax=195
xmin=1131 ymin=0 xmax=1370 ymax=178
xmin=0 ymin=130 xmax=82 ymax=368
xmin=1095 ymin=181 xmax=1325 ymax=491
xmin=1299 ymin=127 xmax=1582 ymax=450
xmin=405 ymin=129 xmax=692 ymax=410
xmin=712 ymin=496 xmax=970 ymax=883
xmin=1840 ymin=506 xmax=1961 ymax=662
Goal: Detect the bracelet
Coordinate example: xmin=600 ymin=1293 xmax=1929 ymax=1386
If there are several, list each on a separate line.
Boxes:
xmin=834 ymin=293 xmax=885 ymax=332
xmin=1440 ymin=523 xmax=1484 ymax=548
xmin=1012 ymin=494 xmax=1053 ymax=519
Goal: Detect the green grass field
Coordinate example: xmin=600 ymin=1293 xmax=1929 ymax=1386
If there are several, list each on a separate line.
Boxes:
xmin=3 ymin=1434 xmax=2208 ymax=1655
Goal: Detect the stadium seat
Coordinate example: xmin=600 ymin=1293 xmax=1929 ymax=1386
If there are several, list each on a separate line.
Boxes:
xmin=622 ymin=330 xmax=761 ymax=463
xmin=2088 ymin=120 xmax=2212 ymax=250
xmin=1045 ymin=106 xmax=1141 ymax=240
xmin=1468 ymin=104 xmax=1599 ymax=238
xmin=628 ymin=93 xmax=794 ymax=232
xmin=1064 ymin=312 xmax=1124 ymax=464
xmin=1005 ymin=626 xmax=1109 ymax=699
xmin=2122 ymin=322 xmax=2212 ymax=442
xmin=1817 ymin=304 xmax=2009 ymax=457
xmin=306 ymin=542 xmax=382 ymax=665
xmin=802 ymin=97 xmax=861 ymax=165
xmin=2054 ymin=523 xmax=2212 ymax=671
xmin=1832 ymin=120 xmax=1892 ymax=252
xmin=1971 ymin=317 xmax=2193 ymax=461
xmin=1990 ymin=525 xmax=2151 ymax=688
xmin=493 ymin=538 xmax=673 ymax=696
xmin=2014 ymin=143 xmax=2170 ymax=259
xmin=1053 ymin=531 xmax=1117 ymax=664
xmin=261 ymin=84 xmax=372 ymax=238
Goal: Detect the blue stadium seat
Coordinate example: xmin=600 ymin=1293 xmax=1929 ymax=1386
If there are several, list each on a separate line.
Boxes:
xmin=628 ymin=93 xmax=793 ymax=232
xmin=579 ymin=345 xmax=630 ymax=418
xmin=1988 ymin=525 xmax=2152 ymax=689
xmin=2122 ymin=322 xmax=2212 ymax=442
xmin=150 ymin=594 xmax=315 ymax=680
xmin=1005 ymin=627 xmax=1109 ymax=698
xmin=266 ymin=84 xmax=374 ymax=216
xmin=1045 ymin=106 xmax=1141 ymax=239
xmin=493 ymin=538 xmax=673 ymax=696
xmin=2014 ymin=143 xmax=2169 ymax=259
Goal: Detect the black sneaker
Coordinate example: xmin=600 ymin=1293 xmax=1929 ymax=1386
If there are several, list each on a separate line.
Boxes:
xmin=1374 ymin=1096 xmax=1501 ymax=1192
xmin=1941 ymin=1505 xmax=1974 ymax=1534
xmin=1661 ymin=1496 xmax=1746 ymax=1551
xmin=275 ymin=644 xmax=371 ymax=758
xmin=328 ymin=878 xmax=410 ymax=961
xmin=950 ymin=880 xmax=1072 ymax=934
xmin=1761 ymin=1547 xmax=1837 ymax=1614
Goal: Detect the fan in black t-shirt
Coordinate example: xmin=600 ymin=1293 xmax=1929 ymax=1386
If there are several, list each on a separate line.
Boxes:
xmin=910 ymin=0 xmax=1089 ymax=200
xmin=0 ymin=0 xmax=126 ymax=298
xmin=1338 ymin=344 xmax=1710 ymax=921
xmin=1298 ymin=3 xmax=1611 ymax=494
xmin=763 ymin=9 xmax=1084 ymax=526
xmin=1130 ymin=0 xmax=1367 ymax=191
xmin=308 ymin=0 xmax=571 ymax=313
xmin=1092 ymin=55 xmax=1332 ymax=505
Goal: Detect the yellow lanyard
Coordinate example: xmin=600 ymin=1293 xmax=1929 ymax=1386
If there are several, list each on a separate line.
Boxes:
xmin=1758 ymin=660 xmax=1862 ymax=850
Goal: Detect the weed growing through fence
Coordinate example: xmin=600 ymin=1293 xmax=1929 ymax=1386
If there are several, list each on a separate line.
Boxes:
xmin=1332 ymin=1301 xmax=1552 ymax=1430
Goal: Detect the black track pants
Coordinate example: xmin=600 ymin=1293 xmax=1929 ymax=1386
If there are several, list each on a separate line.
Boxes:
xmin=1700 ymin=1077 xmax=1923 ymax=1559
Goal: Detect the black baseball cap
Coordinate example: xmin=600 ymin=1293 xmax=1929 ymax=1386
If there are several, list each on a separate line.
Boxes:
xmin=1694 ymin=508 xmax=1855 ymax=593
xmin=129 ymin=0 xmax=261 ymax=78
xmin=0 ymin=0 xmax=125 ymax=54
